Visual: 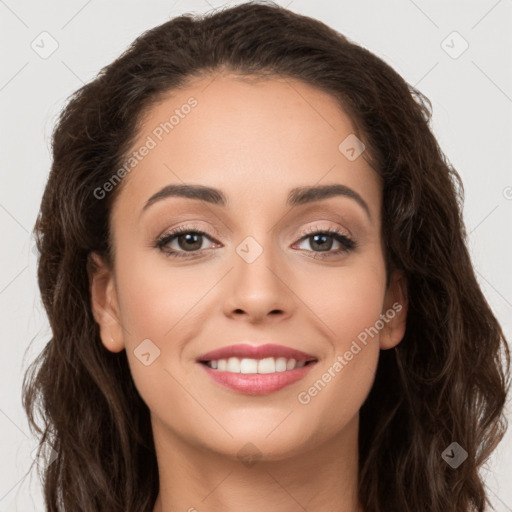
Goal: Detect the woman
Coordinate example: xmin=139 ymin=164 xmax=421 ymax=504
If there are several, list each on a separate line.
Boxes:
xmin=23 ymin=2 xmax=510 ymax=511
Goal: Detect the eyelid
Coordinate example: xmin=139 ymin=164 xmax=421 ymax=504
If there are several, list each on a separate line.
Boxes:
xmin=156 ymin=221 xmax=223 ymax=242
xmin=294 ymin=221 xmax=352 ymax=240
xmin=154 ymin=220 xmax=357 ymax=260
xmin=156 ymin=220 xmax=352 ymax=245
xmin=292 ymin=224 xmax=356 ymax=252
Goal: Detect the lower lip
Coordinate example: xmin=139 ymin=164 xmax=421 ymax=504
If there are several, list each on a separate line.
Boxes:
xmin=198 ymin=362 xmax=317 ymax=395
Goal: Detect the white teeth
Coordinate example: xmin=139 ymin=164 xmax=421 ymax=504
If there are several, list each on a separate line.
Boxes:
xmin=275 ymin=357 xmax=287 ymax=372
xmin=227 ymin=357 xmax=240 ymax=372
xmin=205 ymin=356 xmax=312 ymax=373
xmin=240 ymin=358 xmax=258 ymax=373
xmin=258 ymin=357 xmax=275 ymax=374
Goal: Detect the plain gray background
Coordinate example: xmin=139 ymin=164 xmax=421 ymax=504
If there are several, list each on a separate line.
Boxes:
xmin=1 ymin=0 xmax=511 ymax=510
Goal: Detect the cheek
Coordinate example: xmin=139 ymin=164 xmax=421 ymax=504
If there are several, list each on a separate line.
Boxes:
xmin=113 ymin=256 xmax=203 ymax=420
xmin=115 ymin=252 xmax=203 ymax=340
xmin=296 ymin=253 xmax=387 ymax=349
xmin=290 ymin=255 xmax=386 ymax=426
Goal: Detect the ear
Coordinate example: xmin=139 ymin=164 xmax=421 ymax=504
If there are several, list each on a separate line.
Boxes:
xmin=379 ymin=269 xmax=408 ymax=350
xmin=87 ymin=252 xmax=125 ymax=353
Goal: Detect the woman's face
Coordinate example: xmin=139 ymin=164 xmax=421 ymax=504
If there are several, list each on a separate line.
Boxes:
xmin=91 ymin=73 xmax=407 ymax=461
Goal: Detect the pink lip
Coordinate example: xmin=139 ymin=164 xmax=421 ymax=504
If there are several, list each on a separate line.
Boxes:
xmin=198 ymin=361 xmax=318 ymax=395
xmin=196 ymin=343 xmax=318 ymax=395
xmin=196 ymin=343 xmax=317 ymax=362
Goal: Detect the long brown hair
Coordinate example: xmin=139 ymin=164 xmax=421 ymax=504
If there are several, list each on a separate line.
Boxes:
xmin=23 ymin=2 xmax=510 ymax=510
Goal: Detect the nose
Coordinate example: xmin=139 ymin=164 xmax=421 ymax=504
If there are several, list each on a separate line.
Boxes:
xmin=222 ymin=239 xmax=296 ymax=324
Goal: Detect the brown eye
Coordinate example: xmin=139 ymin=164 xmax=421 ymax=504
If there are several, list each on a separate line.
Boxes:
xmin=293 ymin=227 xmax=356 ymax=259
xmin=174 ymin=232 xmax=204 ymax=252
xmin=156 ymin=226 xmax=219 ymax=258
xmin=307 ymin=233 xmax=335 ymax=252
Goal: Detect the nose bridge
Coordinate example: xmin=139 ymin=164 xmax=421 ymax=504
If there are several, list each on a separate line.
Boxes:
xmin=229 ymin=200 xmax=281 ymax=269
xmin=224 ymin=230 xmax=295 ymax=320
xmin=234 ymin=231 xmax=282 ymax=291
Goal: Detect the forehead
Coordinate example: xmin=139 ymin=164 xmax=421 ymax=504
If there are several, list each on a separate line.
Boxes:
xmin=112 ymin=73 xmax=381 ymax=222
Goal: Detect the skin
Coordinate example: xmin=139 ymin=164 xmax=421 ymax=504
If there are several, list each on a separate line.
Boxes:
xmin=90 ymin=72 xmax=408 ymax=512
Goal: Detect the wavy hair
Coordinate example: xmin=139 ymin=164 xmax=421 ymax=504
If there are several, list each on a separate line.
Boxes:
xmin=23 ymin=1 xmax=510 ymax=511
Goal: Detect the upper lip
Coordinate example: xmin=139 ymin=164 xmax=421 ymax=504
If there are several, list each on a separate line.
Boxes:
xmin=197 ymin=343 xmax=318 ymax=363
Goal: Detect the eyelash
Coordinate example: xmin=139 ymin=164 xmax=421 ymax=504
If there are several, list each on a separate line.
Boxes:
xmin=155 ymin=223 xmax=357 ymax=260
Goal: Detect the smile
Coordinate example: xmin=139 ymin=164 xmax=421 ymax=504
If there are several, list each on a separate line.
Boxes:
xmin=198 ymin=357 xmax=318 ymax=395
xmin=202 ymin=356 xmax=311 ymax=373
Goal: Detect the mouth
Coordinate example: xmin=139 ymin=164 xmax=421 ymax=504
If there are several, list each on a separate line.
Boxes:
xmin=199 ymin=357 xmax=317 ymax=373
xmin=196 ymin=343 xmax=318 ymax=395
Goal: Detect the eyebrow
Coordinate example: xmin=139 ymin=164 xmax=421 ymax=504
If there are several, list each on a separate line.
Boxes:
xmin=141 ymin=183 xmax=372 ymax=221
